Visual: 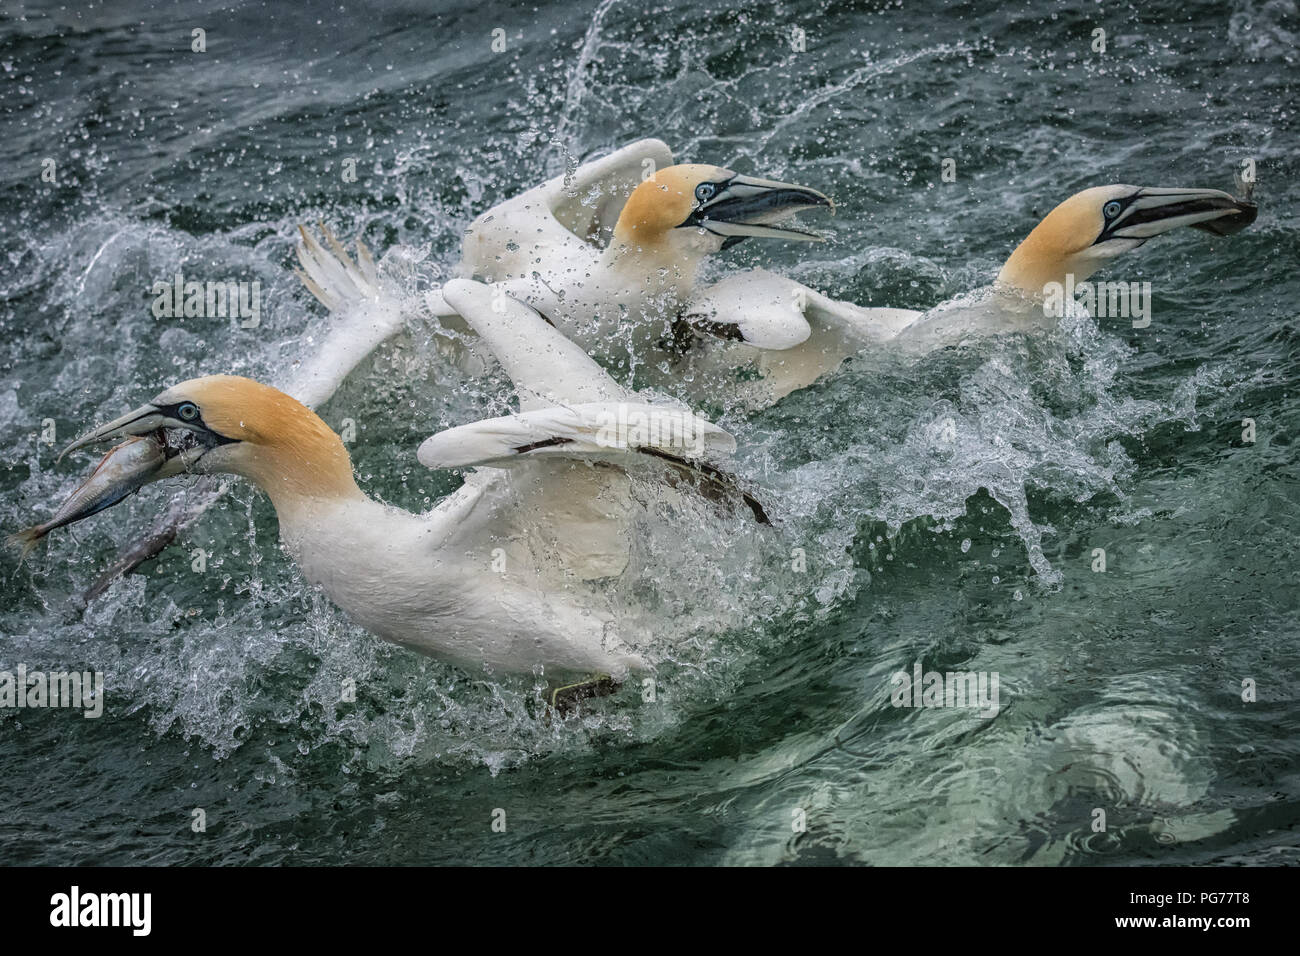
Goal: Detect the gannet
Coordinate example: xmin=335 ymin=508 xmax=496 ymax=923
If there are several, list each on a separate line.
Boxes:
xmin=71 ymin=141 xmax=797 ymax=599
xmin=295 ymin=138 xmax=834 ymax=386
xmin=676 ymin=184 xmax=1258 ymax=401
xmin=42 ymin=280 xmax=762 ymax=682
xmin=75 ymin=182 xmax=1256 ymax=596
xmin=454 ymin=142 xmax=833 ymax=358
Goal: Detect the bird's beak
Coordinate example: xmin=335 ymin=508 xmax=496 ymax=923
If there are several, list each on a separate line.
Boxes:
xmin=59 ymin=402 xmax=217 ymax=478
xmin=10 ymin=401 xmax=230 ymax=553
xmin=681 ymin=173 xmax=835 ymax=244
xmin=1100 ymin=187 xmax=1258 ymax=243
xmin=58 ymin=403 xmax=172 ymax=463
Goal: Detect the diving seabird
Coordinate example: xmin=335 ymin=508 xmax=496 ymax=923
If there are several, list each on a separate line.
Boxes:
xmin=675 ymin=183 xmax=1258 ymax=403
xmin=42 ymin=281 xmax=762 ymax=680
xmin=295 ymin=138 xmax=833 ymax=394
xmin=68 ymin=181 xmax=1257 ymax=597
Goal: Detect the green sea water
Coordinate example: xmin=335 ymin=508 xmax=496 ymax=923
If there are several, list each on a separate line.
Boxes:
xmin=0 ymin=0 xmax=1297 ymax=865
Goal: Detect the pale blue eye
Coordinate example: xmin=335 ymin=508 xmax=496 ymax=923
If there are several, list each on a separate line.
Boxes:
xmin=178 ymin=402 xmax=199 ymax=422
xmin=1103 ymin=200 xmax=1123 ymax=219
xmin=695 ymin=183 xmax=717 ymax=203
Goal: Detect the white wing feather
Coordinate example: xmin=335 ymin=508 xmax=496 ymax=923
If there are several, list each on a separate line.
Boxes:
xmin=458 ymin=138 xmax=675 ymax=282
xmin=418 ymin=401 xmax=735 ymax=470
xmin=684 ymin=269 xmax=921 ymax=349
xmin=285 ymin=225 xmax=417 ymax=409
xmin=681 ymin=269 xmax=924 ymax=404
xmin=438 ymin=277 xmax=628 ymax=412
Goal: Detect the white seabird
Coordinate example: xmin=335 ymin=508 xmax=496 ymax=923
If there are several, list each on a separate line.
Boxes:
xmin=70 ymin=182 xmax=1256 ymax=597
xmin=294 ymin=137 xmax=833 ymax=397
xmin=677 ymin=183 xmax=1258 ymax=404
xmin=45 ymin=280 xmax=763 ymax=683
xmin=67 ymin=139 xmax=818 ymax=598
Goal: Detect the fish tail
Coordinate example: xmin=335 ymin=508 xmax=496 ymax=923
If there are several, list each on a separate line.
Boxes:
xmin=5 ymin=526 xmax=45 ymax=564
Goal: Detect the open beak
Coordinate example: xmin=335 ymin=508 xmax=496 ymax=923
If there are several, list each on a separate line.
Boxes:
xmin=1101 ymin=187 xmax=1258 ymax=243
xmin=680 ymin=173 xmax=834 ymax=244
xmin=11 ymin=397 xmax=234 ymax=555
xmin=59 ymin=403 xmax=173 ymax=463
xmin=59 ymin=402 xmax=218 ymax=477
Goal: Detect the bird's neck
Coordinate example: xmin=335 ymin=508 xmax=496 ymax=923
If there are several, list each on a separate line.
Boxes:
xmin=603 ymin=228 xmax=707 ymax=291
xmin=274 ymin=492 xmax=418 ymax=584
xmin=255 ymin=458 xmax=366 ymax=528
xmin=232 ymin=420 xmax=367 ymax=523
xmin=995 ymin=231 xmax=1100 ymax=296
xmin=255 ymin=456 xmax=425 ymax=593
xmin=230 ymin=408 xmax=459 ymax=570
xmin=269 ymin=488 xmax=473 ymax=652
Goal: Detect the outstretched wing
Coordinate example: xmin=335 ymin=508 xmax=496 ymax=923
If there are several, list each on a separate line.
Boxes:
xmin=681 ymin=269 xmax=923 ymax=403
xmin=287 ymin=224 xmax=423 ymax=408
xmin=458 ymin=138 xmax=675 ymax=283
xmin=419 ymin=279 xmax=764 ymax=579
xmin=419 ymin=401 xmax=735 ymax=469
xmin=437 ymin=278 xmax=629 ymax=412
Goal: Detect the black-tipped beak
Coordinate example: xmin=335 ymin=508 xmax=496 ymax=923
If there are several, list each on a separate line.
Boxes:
xmin=58 ymin=404 xmax=171 ymax=463
xmin=1100 ymin=187 xmax=1258 ymax=244
xmin=1189 ymin=196 xmax=1258 ymax=236
xmin=60 ymin=401 xmax=231 ymax=476
xmin=680 ymin=173 xmax=834 ymax=243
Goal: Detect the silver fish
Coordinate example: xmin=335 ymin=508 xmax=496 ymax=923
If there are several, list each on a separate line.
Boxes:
xmin=1234 ymin=165 xmax=1256 ymax=204
xmin=8 ymin=435 xmax=167 ymax=559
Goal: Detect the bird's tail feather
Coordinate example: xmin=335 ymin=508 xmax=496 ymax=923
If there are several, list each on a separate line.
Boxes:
xmin=286 ymin=223 xmax=415 ymax=409
xmin=294 ymin=222 xmax=381 ymax=314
